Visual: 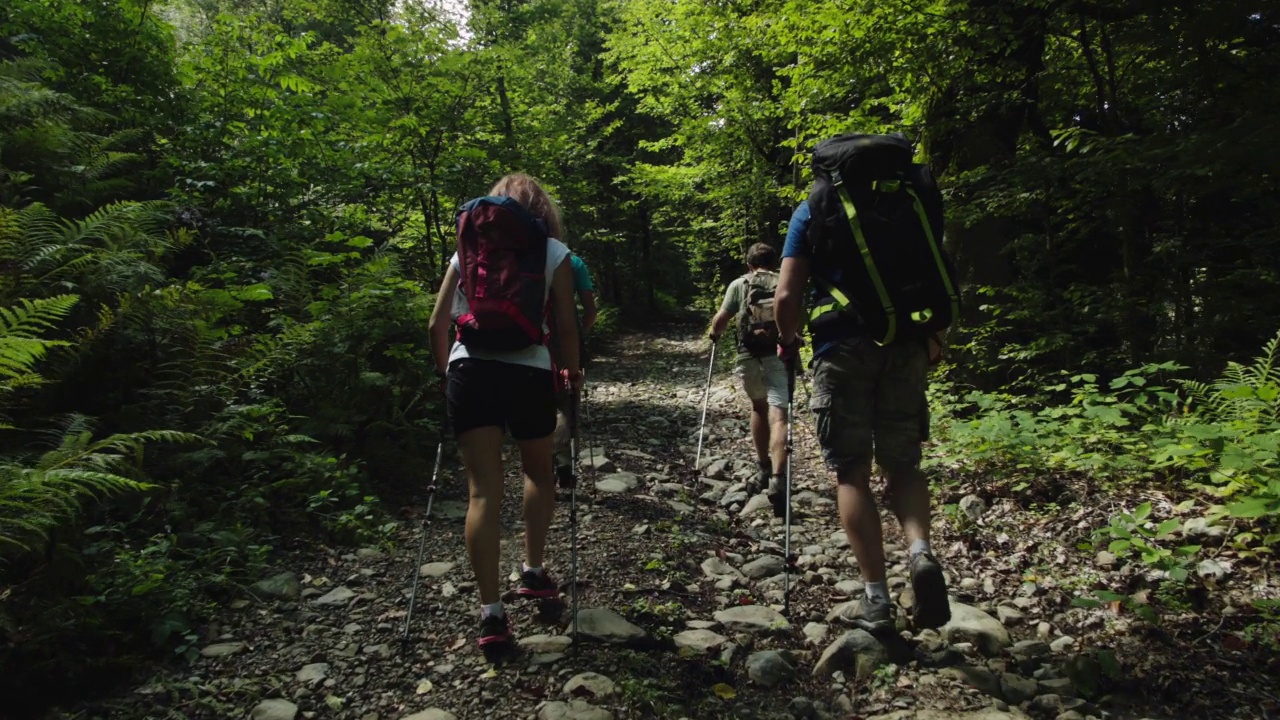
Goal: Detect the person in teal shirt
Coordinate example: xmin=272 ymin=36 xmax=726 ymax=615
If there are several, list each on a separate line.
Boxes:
xmin=552 ymin=252 xmax=597 ymax=487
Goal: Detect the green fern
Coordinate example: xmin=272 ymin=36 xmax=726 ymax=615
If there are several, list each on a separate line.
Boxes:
xmin=1181 ymin=328 xmax=1280 ymax=425
xmin=0 ymin=424 xmax=201 ymax=558
xmin=0 ymin=295 xmax=78 ymax=381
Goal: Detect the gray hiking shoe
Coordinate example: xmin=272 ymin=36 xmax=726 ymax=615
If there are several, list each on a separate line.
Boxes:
xmin=835 ymin=595 xmax=894 ymax=634
xmin=909 ymin=551 xmax=951 ymax=630
xmin=766 ymin=475 xmax=788 ymax=518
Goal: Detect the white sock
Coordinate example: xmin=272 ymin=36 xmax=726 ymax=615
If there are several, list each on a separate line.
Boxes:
xmin=481 ymin=601 xmax=504 ymax=619
xmin=523 ymin=563 xmax=543 ymax=576
xmin=865 ymin=581 xmax=890 ymax=604
xmin=909 ymin=539 xmax=932 ymax=558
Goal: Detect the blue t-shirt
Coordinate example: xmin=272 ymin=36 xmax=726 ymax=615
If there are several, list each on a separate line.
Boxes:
xmin=570 ymin=254 xmax=594 ymax=292
xmin=781 ymin=201 xmax=858 ymax=357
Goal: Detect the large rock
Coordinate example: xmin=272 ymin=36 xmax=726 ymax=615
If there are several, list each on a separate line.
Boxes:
xmin=1000 ymin=672 xmax=1038 ymax=705
xmin=701 ymin=556 xmax=743 ymax=580
xmin=596 ymin=472 xmax=639 ymax=494
xmin=520 ymin=634 xmax=573 ymax=653
xmin=312 ymin=586 xmax=357 ymax=606
xmin=713 ymin=605 xmax=791 ymax=634
xmin=940 ymin=665 xmax=1001 ymax=697
xmin=747 ymin=650 xmax=796 ymax=688
xmin=673 ymin=628 xmax=729 ymax=654
xmin=563 ymin=672 xmax=617 ymax=699
xmin=941 ymin=601 xmax=1011 ymax=655
xmin=867 ymin=709 xmax=1031 ymax=720
xmin=569 ymin=609 xmax=646 ymax=644
xmin=418 ymin=562 xmax=454 ymax=578
xmin=251 ymin=699 xmax=299 ymax=720
xmin=401 ymin=711 xmax=458 ymax=720
xmin=742 ymin=556 xmax=785 ymax=579
xmin=703 ymin=458 xmax=731 ymax=480
xmin=814 ymin=630 xmax=887 ymax=681
xmin=200 ymin=641 xmax=247 ymax=658
xmin=251 ymin=572 xmax=301 ymax=600
xmin=538 ymin=700 xmax=613 ymax=720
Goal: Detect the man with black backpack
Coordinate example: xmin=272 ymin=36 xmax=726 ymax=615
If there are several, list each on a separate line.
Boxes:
xmin=708 ymin=242 xmax=789 ymax=517
xmin=775 ymin=133 xmax=959 ymax=634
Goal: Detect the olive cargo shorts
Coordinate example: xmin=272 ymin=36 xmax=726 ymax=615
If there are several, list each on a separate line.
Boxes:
xmin=810 ymin=337 xmax=930 ymax=474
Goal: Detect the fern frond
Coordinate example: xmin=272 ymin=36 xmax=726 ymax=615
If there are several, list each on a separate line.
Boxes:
xmin=0 ymin=295 xmax=79 ymax=338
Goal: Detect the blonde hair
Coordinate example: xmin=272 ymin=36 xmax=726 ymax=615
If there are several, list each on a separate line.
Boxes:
xmin=489 ymin=173 xmax=564 ymax=239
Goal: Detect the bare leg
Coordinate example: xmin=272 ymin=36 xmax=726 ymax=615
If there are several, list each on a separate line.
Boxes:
xmin=885 ymin=465 xmax=931 ymax=548
xmin=836 ymin=462 xmax=886 ymax=584
xmin=458 ymin=426 xmax=506 ymax=605
xmin=518 ymin=435 xmax=556 ymax=568
xmin=749 ymin=398 xmax=770 ymax=465
xmin=768 ymin=405 xmax=787 ymax=476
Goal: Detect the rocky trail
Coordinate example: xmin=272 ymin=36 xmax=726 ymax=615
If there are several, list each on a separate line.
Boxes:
xmin=70 ymin=327 xmax=1278 ymax=720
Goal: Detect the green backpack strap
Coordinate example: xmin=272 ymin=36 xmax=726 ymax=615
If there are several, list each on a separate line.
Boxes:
xmin=828 ymin=168 xmax=897 ymax=345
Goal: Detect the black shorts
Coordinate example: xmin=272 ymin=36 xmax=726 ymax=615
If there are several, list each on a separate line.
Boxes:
xmin=446 ymin=358 xmax=556 ymax=440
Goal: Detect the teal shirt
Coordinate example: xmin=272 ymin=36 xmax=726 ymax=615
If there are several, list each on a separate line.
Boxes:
xmin=570 ymin=253 xmax=594 ymax=292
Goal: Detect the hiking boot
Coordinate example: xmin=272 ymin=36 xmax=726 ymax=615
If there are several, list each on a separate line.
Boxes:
xmin=477 ymin=612 xmax=512 ymax=648
xmin=556 ymin=464 xmax=576 ymax=490
xmin=517 ymin=568 xmax=559 ymax=600
xmin=767 ymin=475 xmax=788 ymax=518
xmin=910 ymin=551 xmax=951 ymax=629
xmin=834 ymin=595 xmax=895 ymax=634
xmin=751 ymin=461 xmax=771 ymax=494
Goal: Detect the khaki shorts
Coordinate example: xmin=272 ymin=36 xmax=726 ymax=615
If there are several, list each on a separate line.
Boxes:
xmin=736 ymin=355 xmax=790 ymax=409
xmin=810 ymin=337 xmax=929 ymax=473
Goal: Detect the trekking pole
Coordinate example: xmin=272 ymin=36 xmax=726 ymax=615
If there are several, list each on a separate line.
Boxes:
xmin=694 ymin=341 xmax=717 ymax=472
xmin=568 ymin=382 xmax=582 ymax=639
xmin=584 ymin=381 xmax=597 ymax=501
xmin=401 ymin=416 xmax=447 ymax=649
xmin=783 ymin=358 xmax=797 ymax=616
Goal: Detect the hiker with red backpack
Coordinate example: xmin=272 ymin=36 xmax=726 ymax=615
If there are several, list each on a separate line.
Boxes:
xmin=774 ymin=133 xmax=959 ymax=634
xmin=707 ymin=242 xmax=791 ymax=517
xmin=427 ymin=173 xmax=583 ymax=650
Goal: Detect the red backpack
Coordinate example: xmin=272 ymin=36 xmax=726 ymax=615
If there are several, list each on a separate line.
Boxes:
xmin=454 ymin=195 xmax=550 ymax=352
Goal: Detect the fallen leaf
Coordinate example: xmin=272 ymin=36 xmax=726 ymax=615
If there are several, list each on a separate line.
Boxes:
xmin=449 ymin=637 xmax=466 ymax=651
xmin=483 ymin=667 xmax=498 ymax=679
xmin=712 ymin=682 xmax=736 ymax=700
xmin=324 ymin=695 xmax=344 ymax=711
xmin=415 ymin=680 xmax=433 ymax=695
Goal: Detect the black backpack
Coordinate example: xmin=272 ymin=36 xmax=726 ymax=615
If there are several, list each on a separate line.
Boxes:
xmin=805 ymin=133 xmax=961 ymax=345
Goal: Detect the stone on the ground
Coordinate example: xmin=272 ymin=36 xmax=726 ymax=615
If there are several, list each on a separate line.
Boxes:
xmin=940 ymin=665 xmax=1001 ymax=697
xmin=1182 ymin=516 xmax=1226 ymax=538
xmin=747 ymin=650 xmax=797 ymax=687
xmin=701 ymin=556 xmax=742 ymax=580
xmin=520 ymin=634 xmax=573 ymax=653
xmin=199 ymin=641 xmax=247 ymax=658
xmin=563 ymin=671 xmax=617 ymax=699
xmin=251 ymin=572 xmax=301 ymax=600
xmin=356 ymin=547 xmax=383 ymax=560
xmin=596 ymin=472 xmax=639 ymax=494
xmin=742 ymin=555 xmax=785 ymax=579
xmin=959 ymin=494 xmax=987 ymax=522
xmin=996 ymin=606 xmax=1024 ymax=627
xmin=1008 ymin=639 xmax=1052 ymax=672
xmin=295 ymin=663 xmax=329 ymax=684
xmin=581 ymin=453 xmax=617 ymax=473
xmin=416 ymin=562 xmax=453 ymax=578
xmin=867 ymin=709 xmax=1031 ymax=719
xmin=1196 ymin=558 xmax=1228 ymax=580
xmin=835 ymin=579 xmax=863 ymax=596
xmin=538 ymin=699 xmax=613 ymax=720
xmin=673 ymin=628 xmax=729 ymax=654
xmin=713 ymin=605 xmax=791 ymax=634
xmin=740 ymin=494 xmax=773 ymax=516
xmin=401 ymin=711 xmax=457 ymax=720
xmin=569 ymin=608 xmax=646 ymax=644
xmin=1050 ymin=635 xmax=1076 ymax=653
xmin=1000 ymin=672 xmax=1038 ymax=704
xmin=803 ymin=622 xmax=829 ymax=647
xmin=312 ymin=586 xmax=357 ymax=606
xmin=703 ymin=457 xmax=731 ymax=480
xmin=251 ymin=699 xmax=299 ymax=720
xmin=941 ymin=600 xmax=1011 ymax=655
xmin=432 ymin=500 xmax=469 ymax=519
xmin=1095 ymin=551 xmax=1117 ymax=568
xmin=814 ymin=630 xmax=888 ymax=681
